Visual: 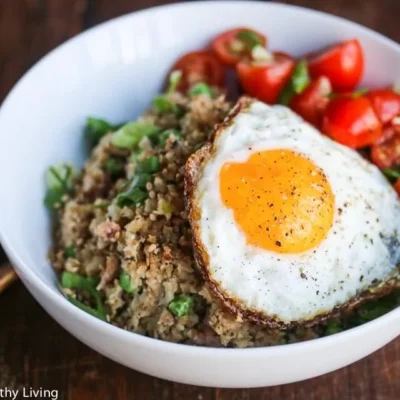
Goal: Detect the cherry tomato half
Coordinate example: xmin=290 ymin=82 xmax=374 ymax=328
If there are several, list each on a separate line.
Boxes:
xmin=309 ymin=39 xmax=364 ymax=92
xmin=170 ymin=51 xmax=225 ymax=92
xmin=367 ymin=89 xmax=400 ymax=124
xmin=236 ymin=52 xmax=295 ymax=104
xmin=322 ymin=95 xmax=382 ymax=148
xmin=212 ymin=28 xmax=267 ymax=66
xmin=290 ymin=76 xmax=332 ymax=127
xmin=371 ymin=124 xmax=400 ymax=168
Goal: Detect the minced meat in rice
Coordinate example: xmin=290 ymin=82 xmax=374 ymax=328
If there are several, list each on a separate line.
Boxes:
xmin=48 ymin=91 xmax=400 ymax=347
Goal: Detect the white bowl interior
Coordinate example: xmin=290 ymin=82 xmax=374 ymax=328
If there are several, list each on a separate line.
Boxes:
xmin=0 ymin=1 xmax=399 ymax=387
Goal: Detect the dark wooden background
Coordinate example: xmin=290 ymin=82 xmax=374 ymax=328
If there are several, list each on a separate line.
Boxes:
xmin=1 ymin=1 xmax=399 ymax=399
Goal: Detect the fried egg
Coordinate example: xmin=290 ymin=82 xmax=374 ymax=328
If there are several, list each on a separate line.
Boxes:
xmin=185 ymin=97 xmax=400 ymax=327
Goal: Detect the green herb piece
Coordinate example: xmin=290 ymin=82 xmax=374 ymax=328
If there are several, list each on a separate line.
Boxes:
xmin=116 ymin=177 xmax=149 ymax=206
xmin=61 ymin=271 xmax=105 ymax=318
xmin=153 ymin=96 xmax=183 ymax=117
xmin=116 ymin=170 xmax=153 ymax=207
xmin=382 ymin=167 xmax=400 ymax=181
xmin=117 ymin=187 xmax=148 ymax=207
xmin=236 ymin=30 xmax=263 ymax=50
xmin=64 ymin=245 xmax=76 ymax=259
xmin=104 ymin=158 xmax=124 ymax=177
xmin=189 ymin=82 xmax=214 ymax=98
xmin=167 ymin=70 xmax=182 ymax=94
xmin=115 ymin=157 xmax=159 ymax=207
xmin=352 ymin=88 xmax=368 ymax=98
xmin=168 ymin=294 xmax=194 ymax=317
xmin=131 ymin=173 xmax=153 ymax=189
xmin=46 ymin=164 xmax=76 ymax=191
xmin=159 ymin=129 xmax=182 ymax=147
xmin=136 ymin=156 xmax=160 ymax=174
xmin=279 ymin=60 xmax=310 ymax=105
xmin=324 ymin=320 xmax=342 ymax=336
xmin=129 ymin=150 xmax=142 ymax=163
xmin=44 ymin=190 xmax=64 ymax=209
xmin=111 ymin=122 xmax=161 ymax=149
xmin=120 ymin=270 xmax=136 ymax=294
xmin=44 ymin=164 xmax=77 ymax=209
xmin=66 ymin=295 xmax=106 ymax=321
xmin=86 ymin=117 xmax=123 ymax=146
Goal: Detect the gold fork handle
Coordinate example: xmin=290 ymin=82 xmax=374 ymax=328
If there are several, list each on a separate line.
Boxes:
xmin=0 ymin=264 xmax=18 ymax=294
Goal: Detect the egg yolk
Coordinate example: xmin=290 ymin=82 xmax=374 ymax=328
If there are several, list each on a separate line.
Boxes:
xmin=219 ymin=149 xmax=335 ymax=254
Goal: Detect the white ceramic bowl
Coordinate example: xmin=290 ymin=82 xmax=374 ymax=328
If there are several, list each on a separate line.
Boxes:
xmin=0 ymin=1 xmax=399 ymax=388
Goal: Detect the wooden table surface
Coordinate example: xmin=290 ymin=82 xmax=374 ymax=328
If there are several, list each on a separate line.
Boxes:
xmin=1 ymin=0 xmax=399 ymax=399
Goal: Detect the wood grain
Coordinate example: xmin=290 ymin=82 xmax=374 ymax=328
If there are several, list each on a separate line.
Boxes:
xmin=0 ymin=0 xmax=399 ymax=399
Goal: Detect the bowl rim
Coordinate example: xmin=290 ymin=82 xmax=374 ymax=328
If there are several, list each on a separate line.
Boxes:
xmin=0 ymin=0 xmax=399 ymax=356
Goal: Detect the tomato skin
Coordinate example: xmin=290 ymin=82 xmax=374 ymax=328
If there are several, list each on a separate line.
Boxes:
xmin=367 ymin=89 xmax=400 ymax=124
xmin=394 ymin=179 xmax=400 ymax=196
xmin=212 ymin=28 xmax=267 ymax=66
xmin=309 ymin=39 xmax=364 ymax=91
xmin=290 ymin=76 xmax=332 ymax=127
xmin=170 ymin=51 xmax=225 ymax=92
xmin=322 ymin=96 xmax=382 ymax=148
xmin=236 ymin=52 xmax=295 ymax=104
xmin=371 ymin=125 xmax=400 ymax=168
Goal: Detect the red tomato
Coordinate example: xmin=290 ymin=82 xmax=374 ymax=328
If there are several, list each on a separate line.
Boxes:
xmin=212 ymin=28 xmax=267 ymax=66
xmin=371 ymin=125 xmax=400 ymax=168
xmin=309 ymin=39 xmax=364 ymax=91
xmin=367 ymin=89 xmax=400 ymax=124
xmin=394 ymin=179 xmax=400 ymax=196
xmin=322 ymin=96 xmax=382 ymax=148
xmin=170 ymin=51 xmax=225 ymax=92
xmin=290 ymin=76 xmax=332 ymax=127
xmin=236 ymin=52 xmax=295 ymax=104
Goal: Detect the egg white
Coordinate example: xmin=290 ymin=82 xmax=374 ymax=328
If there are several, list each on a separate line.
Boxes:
xmin=196 ymin=101 xmax=400 ymax=323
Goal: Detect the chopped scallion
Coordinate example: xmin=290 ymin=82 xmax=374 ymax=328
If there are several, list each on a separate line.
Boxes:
xmin=167 ymin=70 xmax=182 ymax=94
xmin=86 ymin=117 xmax=123 ymax=146
xmin=111 ymin=122 xmax=161 ymax=149
xmin=120 ymin=270 xmax=136 ymax=293
xmin=168 ymin=294 xmax=194 ymax=317
xmin=159 ymin=129 xmax=182 ymax=147
xmin=64 ymin=245 xmax=76 ymax=259
xmin=189 ymin=82 xmax=214 ymax=98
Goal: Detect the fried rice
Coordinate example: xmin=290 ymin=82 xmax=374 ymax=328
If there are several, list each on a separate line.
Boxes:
xmin=49 ymin=92 xmax=399 ymax=347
